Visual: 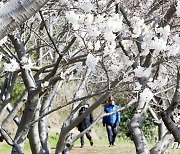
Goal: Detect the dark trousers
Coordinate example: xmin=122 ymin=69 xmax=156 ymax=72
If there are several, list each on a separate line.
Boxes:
xmin=80 ymin=131 xmax=92 ymax=145
xmin=106 ymin=124 xmax=118 ymax=145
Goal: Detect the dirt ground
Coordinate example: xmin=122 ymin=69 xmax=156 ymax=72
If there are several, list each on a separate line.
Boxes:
xmin=69 ymin=144 xmax=180 ymax=154
xmin=70 ymin=144 xmax=135 ymax=154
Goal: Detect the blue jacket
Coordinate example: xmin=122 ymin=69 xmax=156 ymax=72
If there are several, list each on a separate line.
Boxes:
xmin=102 ymin=104 xmax=121 ymax=126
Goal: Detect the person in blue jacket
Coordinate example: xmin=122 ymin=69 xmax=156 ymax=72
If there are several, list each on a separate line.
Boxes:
xmin=102 ymin=96 xmax=121 ymax=147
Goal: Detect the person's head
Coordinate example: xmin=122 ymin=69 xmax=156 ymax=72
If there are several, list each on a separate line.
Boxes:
xmin=108 ymin=96 xmax=115 ymax=105
xmin=83 ymin=101 xmax=89 ymax=108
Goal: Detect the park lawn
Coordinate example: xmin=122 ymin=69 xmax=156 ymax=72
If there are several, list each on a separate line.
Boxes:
xmin=70 ymin=143 xmax=179 ymax=154
xmin=0 ymin=138 xmax=179 ymax=154
xmin=70 ymin=141 xmax=136 ymax=154
xmin=70 ymin=139 xmax=180 ymax=154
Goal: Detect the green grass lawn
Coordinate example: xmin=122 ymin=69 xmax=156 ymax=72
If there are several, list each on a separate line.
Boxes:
xmin=0 ymin=137 xmax=179 ymax=154
xmin=70 ymin=139 xmax=180 ymax=154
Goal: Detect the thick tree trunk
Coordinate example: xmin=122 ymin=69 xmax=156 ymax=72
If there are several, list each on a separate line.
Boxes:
xmin=128 ymin=101 xmax=150 ymax=154
xmin=39 ymin=92 xmax=52 ymax=154
xmin=158 ymin=121 xmax=167 ymax=140
xmin=0 ymin=0 xmax=49 ymax=40
xmin=39 ymin=81 xmax=63 ymax=153
xmin=56 ymin=69 xmax=92 ymax=153
xmin=28 ymin=99 xmax=44 ymax=154
xmin=9 ymin=34 xmax=41 ymax=153
xmin=161 ymin=68 xmax=180 ymax=142
xmin=128 ymin=85 xmax=150 ymax=153
xmin=150 ymin=133 xmax=174 ymax=154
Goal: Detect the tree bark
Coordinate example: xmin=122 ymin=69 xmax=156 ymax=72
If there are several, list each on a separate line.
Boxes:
xmin=56 ymin=69 xmax=92 ymax=153
xmin=128 ymin=76 xmax=151 ymax=154
xmin=0 ymin=72 xmax=17 ymax=123
xmin=128 ymin=99 xmax=150 ymax=154
xmin=161 ymin=68 xmax=180 ymax=142
xmin=150 ymin=132 xmax=174 ymax=154
xmin=0 ymin=0 xmax=49 ymax=40
xmin=9 ymin=34 xmax=41 ymax=154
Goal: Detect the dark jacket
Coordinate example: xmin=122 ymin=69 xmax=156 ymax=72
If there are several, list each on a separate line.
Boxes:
xmin=102 ymin=104 xmax=121 ymax=126
xmin=77 ymin=107 xmax=94 ymax=132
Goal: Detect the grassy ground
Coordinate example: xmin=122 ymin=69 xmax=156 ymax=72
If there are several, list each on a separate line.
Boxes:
xmin=69 ymin=139 xmax=180 ymax=154
xmin=70 ymin=140 xmax=136 ymax=154
xmin=0 ymin=138 xmax=179 ymax=154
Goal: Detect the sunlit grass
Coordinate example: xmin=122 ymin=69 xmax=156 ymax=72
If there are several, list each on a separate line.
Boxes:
xmin=1 ymin=135 xmax=179 ymax=154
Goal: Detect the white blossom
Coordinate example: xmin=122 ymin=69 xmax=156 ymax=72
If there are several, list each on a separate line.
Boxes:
xmin=174 ymin=34 xmax=180 ymax=45
xmin=154 ymin=76 xmax=168 ymax=87
xmin=176 ymin=1 xmax=180 ymax=17
xmin=121 ymin=40 xmax=132 ymax=50
xmin=88 ymin=41 xmax=93 ymax=50
xmin=59 ymin=0 xmax=68 ymax=3
xmin=140 ymin=88 xmax=153 ymax=103
xmin=167 ymin=34 xmax=180 ymax=56
xmin=150 ymin=37 xmax=167 ymax=52
xmin=21 ymin=56 xmax=33 ymax=69
xmin=78 ymin=0 xmax=94 ymax=13
xmin=86 ymin=53 xmax=99 ymax=73
xmin=147 ymin=76 xmax=168 ymax=89
xmin=95 ymin=41 xmax=101 ymax=50
xmin=131 ymin=17 xmax=145 ymax=38
xmin=104 ymin=32 xmax=116 ymax=43
xmin=105 ymin=14 xmax=123 ymax=33
xmin=87 ymin=25 xmax=101 ymax=37
xmin=84 ymin=14 xmax=94 ymax=26
xmin=155 ymin=25 xmax=170 ymax=40
xmin=4 ymin=59 xmax=19 ymax=72
xmin=75 ymin=62 xmax=83 ymax=72
xmin=167 ymin=44 xmax=180 ymax=56
xmin=110 ymin=62 xmax=123 ymax=75
xmin=134 ymin=66 xmax=151 ymax=78
xmin=60 ymin=72 xmax=65 ymax=80
xmin=134 ymin=82 xmax=142 ymax=90
xmin=104 ymin=42 xmax=116 ymax=56
xmin=41 ymin=81 xmax=49 ymax=88
xmin=0 ymin=2 xmax=4 ymax=8
xmin=0 ymin=36 xmax=7 ymax=46
xmin=65 ymin=11 xmax=80 ymax=30
xmin=0 ymin=53 xmax=2 ymax=61
xmin=122 ymin=73 xmax=133 ymax=82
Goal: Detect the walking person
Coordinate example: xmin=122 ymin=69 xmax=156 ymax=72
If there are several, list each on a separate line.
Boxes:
xmin=77 ymin=102 xmax=94 ymax=148
xmin=102 ymin=96 xmax=121 ymax=147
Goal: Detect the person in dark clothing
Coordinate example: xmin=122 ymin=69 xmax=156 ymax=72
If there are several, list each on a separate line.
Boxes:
xmin=102 ymin=96 xmax=121 ymax=147
xmin=77 ymin=103 xmax=94 ymax=148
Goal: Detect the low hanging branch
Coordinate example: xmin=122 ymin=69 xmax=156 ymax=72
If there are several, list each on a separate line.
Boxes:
xmin=159 ymin=2 xmax=177 ymax=27
xmin=161 ymin=67 xmax=180 ymax=142
xmin=0 ymin=0 xmax=49 ymax=40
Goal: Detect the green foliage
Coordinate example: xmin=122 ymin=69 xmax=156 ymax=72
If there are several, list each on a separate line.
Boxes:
xmin=0 ymin=78 xmax=25 ymax=105
xmin=50 ymin=134 xmax=59 ymax=148
xmin=143 ymin=113 xmax=158 ymax=142
xmin=0 ymin=140 xmax=31 ymax=154
xmin=0 ymin=143 xmax=11 ymax=154
xmin=11 ymin=83 xmax=25 ymax=104
xmin=116 ymin=94 xmax=157 ymax=142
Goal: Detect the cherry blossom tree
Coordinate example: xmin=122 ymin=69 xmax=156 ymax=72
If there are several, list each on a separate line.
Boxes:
xmin=0 ymin=0 xmax=179 ymax=154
